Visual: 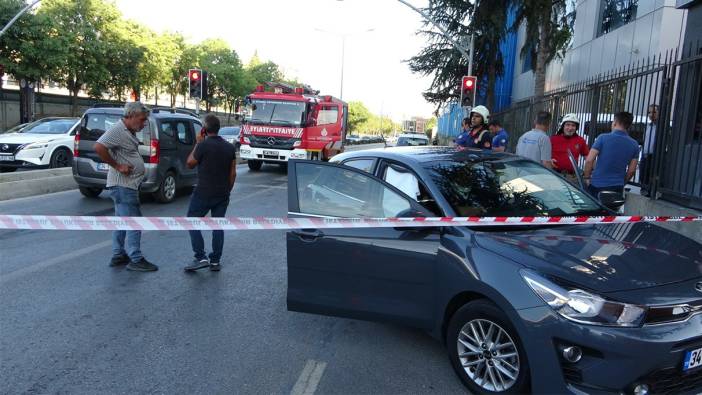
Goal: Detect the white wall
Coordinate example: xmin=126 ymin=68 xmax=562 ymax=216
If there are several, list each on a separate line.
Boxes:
xmin=511 ymin=0 xmax=687 ymax=101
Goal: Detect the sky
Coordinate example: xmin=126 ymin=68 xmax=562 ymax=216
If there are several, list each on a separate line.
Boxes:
xmin=114 ymin=0 xmax=435 ymax=122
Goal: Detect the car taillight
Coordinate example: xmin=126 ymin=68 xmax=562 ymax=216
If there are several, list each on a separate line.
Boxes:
xmin=73 ymin=132 xmax=80 ymax=157
xmin=149 ymin=139 xmax=159 ymax=164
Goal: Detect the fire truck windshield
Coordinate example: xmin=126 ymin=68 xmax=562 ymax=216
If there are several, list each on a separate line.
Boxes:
xmin=249 ymin=99 xmax=306 ymax=127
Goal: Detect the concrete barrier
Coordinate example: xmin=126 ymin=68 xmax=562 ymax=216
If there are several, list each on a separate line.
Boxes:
xmin=0 ymin=168 xmax=77 ymax=201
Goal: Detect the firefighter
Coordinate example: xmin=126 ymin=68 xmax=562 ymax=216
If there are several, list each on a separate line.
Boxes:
xmin=465 ymin=105 xmax=492 ymax=149
xmin=550 ymin=113 xmax=589 ymax=184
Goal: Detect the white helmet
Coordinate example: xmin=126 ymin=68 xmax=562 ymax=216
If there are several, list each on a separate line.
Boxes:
xmin=470 ymin=105 xmax=490 ymax=124
xmin=559 ymin=113 xmax=580 ymax=133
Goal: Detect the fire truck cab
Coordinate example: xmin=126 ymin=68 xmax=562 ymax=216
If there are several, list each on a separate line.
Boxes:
xmin=239 ymin=84 xmax=348 ymax=170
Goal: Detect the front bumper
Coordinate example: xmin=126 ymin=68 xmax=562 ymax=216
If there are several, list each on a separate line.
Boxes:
xmin=0 ymin=148 xmax=48 ymax=168
xmin=516 ymin=306 xmax=702 ymax=394
xmin=239 ymin=145 xmax=312 ymax=162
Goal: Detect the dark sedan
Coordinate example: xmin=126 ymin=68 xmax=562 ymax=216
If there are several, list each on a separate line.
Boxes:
xmin=286 ymin=146 xmax=702 ymax=394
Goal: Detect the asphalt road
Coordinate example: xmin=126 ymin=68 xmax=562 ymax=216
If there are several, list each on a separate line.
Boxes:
xmin=0 ymin=160 xmax=467 ymax=393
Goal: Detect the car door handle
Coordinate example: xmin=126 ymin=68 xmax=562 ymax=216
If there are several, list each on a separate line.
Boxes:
xmin=292 ymin=229 xmax=325 ymax=242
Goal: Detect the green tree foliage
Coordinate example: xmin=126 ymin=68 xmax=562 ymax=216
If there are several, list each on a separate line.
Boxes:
xmin=347 ymin=100 xmax=399 ymax=135
xmin=348 ymin=101 xmax=371 ymax=132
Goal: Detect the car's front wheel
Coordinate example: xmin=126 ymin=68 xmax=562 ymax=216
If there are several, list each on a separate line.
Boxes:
xmin=447 ymin=300 xmax=530 ymax=394
xmin=49 ymin=147 xmax=72 ymax=168
xmin=79 ymin=186 xmax=102 ymax=198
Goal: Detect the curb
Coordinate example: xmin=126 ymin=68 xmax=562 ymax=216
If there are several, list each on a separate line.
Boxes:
xmin=0 ymin=168 xmax=77 ymax=201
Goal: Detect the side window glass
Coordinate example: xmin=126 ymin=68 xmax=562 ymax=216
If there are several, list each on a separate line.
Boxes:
xmin=176 ymin=121 xmax=192 ymax=144
xmin=160 ymin=122 xmax=174 ymax=138
xmin=296 ymin=162 xmax=411 ymax=218
xmin=317 ymin=106 xmax=339 ymax=126
xmin=383 ymin=163 xmax=441 ymax=216
xmin=342 ymin=159 xmax=375 ymax=174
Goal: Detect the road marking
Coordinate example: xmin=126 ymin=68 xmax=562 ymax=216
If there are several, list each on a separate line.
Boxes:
xmin=291 ymin=359 xmax=327 ymax=395
xmin=0 ymin=240 xmax=112 ymax=284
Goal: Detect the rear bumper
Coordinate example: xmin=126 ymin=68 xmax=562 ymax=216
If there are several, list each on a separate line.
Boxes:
xmin=72 ymin=158 xmax=159 ymax=192
xmin=239 ymin=145 xmax=311 ymax=162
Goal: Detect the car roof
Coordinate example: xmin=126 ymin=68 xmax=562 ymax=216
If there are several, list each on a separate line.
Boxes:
xmin=84 ymin=107 xmax=199 ymax=120
xmin=334 ymin=146 xmax=516 ymax=165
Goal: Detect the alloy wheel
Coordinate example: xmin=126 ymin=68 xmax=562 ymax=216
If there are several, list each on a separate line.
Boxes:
xmin=164 ymin=175 xmax=176 ymax=201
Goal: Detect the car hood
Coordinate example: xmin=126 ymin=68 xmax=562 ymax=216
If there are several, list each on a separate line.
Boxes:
xmin=0 ymin=133 xmax=66 ymax=145
xmin=475 ymin=222 xmax=702 ymax=293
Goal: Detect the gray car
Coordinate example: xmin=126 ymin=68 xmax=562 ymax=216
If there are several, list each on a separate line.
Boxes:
xmin=72 ymin=106 xmax=202 ymax=203
xmin=286 ymin=146 xmax=702 ymax=394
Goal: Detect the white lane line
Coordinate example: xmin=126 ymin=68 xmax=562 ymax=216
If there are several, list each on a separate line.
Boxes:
xmin=291 ymin=359 xmax=327 ymax=395
xmin=0 ymin=240 xmax=112 ymax=284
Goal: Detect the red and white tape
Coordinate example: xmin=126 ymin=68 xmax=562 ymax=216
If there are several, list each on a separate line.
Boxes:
xmin=0 ymin=215 xmax=700 ymax=231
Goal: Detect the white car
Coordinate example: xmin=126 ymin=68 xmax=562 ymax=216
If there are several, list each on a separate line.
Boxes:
xmin=0 ymin=117 xmax=79 ymax=172
xmin=395 ymin=133 xmax=429 ymax=146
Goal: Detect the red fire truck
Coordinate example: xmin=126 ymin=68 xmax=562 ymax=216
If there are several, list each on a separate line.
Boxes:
xmin=239 ymin=83 xmax=348 ymax=170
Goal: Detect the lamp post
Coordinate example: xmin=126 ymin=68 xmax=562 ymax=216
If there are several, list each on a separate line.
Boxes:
xmin=0 ymin=0 xmax=42 ymax=37
xmin=314 ymin=27 xmax=375 ymax=100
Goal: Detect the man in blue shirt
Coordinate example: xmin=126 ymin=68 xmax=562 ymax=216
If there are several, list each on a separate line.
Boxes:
xmin=488 ymin=120 xmax=509 ymax=152
xmin=583 ymin=112 xmax=640 ymax=199
xmin=454 ymin=117 xmax=471 ymax=148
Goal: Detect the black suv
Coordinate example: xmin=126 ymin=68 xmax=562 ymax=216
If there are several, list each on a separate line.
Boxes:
xmin=72 ymin=106 xmax=202 ymax=203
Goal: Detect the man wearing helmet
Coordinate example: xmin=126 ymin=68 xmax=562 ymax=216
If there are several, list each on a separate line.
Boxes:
xmin=551 ymin=114 xmax=589 ymax=184
xmin=462 ymin=105 xmax=492 ymax=149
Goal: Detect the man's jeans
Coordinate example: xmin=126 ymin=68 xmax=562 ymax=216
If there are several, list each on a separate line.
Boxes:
xmin=187 ymin=192 xmax=230 ymax=263
xmin=109 ymin=186 xmax=143 ymax=262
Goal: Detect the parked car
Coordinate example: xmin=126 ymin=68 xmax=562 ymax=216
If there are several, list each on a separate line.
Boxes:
xmin=286 ymin=146 xmax=702 ymax=394
xmin=396 ymin=133 xmax=429 ymax=146
xmin=72 ymin=106 xmax=202 ymax=203
xmin=0 ymin=117 xmax=79 ymax=172
xmin=219 ymin=126 xmax=241 ymax=151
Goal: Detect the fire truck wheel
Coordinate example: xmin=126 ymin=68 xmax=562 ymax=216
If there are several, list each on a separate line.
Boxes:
xmin=247 ymin=160 xmax=263 ymax=171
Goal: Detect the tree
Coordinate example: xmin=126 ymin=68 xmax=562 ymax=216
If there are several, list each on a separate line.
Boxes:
xmin=512 ymin=0 xmax=573 ymax=98
xmin=407 ymin=0 xmax=510 ymax=111
xmin=37 ymin=0 xmax=123 ymax=115
xmin=348 ymin=101 xmax=371 ymax=133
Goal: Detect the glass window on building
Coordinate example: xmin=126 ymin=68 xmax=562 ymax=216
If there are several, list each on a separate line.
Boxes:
xmin=599 ymin=0 xmax=638 ymax=36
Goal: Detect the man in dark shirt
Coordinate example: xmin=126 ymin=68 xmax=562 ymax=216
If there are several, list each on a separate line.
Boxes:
xmin=184 ymin=114 xmax=237 ymax=272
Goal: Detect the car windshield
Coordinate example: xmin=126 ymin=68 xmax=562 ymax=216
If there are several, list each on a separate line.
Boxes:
xmin=249 ymin=99 xmax=306 ymax=126
xmin=425 ymin=159 xmax=606 ymax=217
xmin=219 ymin=127 xmax=240 ymax=136
xmin=397 ymin=136 xmax=428 ymax=146
xmin=4 ymin=123 xmax=27 ymax=133
xmin=22 ymin=119 xmax=76 ymax=134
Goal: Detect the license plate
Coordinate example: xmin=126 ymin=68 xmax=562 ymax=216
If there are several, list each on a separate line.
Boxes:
xmin=0 ymin=155 xmax=14 ymax=161
xmin=97 ymin=163 xmax=109 ymax=171
xmin=263 ymin=150 xmax=278 ymax=156
xmin=684 ymin=347 xmax=702 ymax=371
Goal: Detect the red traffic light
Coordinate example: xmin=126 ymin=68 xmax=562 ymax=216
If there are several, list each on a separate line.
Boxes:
xmin=463 ymin=76 xmax=476 ymax=90
xmin=465 ymin=79 xmax=474 ymax=89
xmin=190 ymin=71 xmax=200 ymax=80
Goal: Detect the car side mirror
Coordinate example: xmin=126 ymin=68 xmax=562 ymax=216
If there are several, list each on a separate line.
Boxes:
xmin=598 ymin=191 xmax=625 ymax=211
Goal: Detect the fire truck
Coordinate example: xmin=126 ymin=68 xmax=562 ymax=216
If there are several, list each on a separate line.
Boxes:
xmin=239 ymin=83 xmax=348 ymax=170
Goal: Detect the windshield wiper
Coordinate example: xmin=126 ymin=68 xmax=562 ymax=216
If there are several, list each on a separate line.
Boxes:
xmin=270 ymin=120 xmax=296 ymax=127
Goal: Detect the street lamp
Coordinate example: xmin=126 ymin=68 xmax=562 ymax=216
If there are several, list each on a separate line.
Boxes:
xmin=314 ymin=27 xmax=375 ymax=100
xmin=0 ymin=0 xmax=42 ymax=37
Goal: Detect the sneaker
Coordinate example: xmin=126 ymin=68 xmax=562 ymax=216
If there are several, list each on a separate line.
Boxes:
xmin=126 ymin=258 xmax=159 ymax=272
xmin=209 ymin=262 xmax=221 ymax=272
xmin=109 ymin=254 xmax=130 ymax=267
xmin=185 ymin=258 xmax=210 ymax=272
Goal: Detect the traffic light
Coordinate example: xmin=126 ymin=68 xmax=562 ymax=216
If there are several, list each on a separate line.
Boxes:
xmin=189 ymin=69 xmax=208 ymax=99
xmin=460 ymin=75 xmax=477 ymax=108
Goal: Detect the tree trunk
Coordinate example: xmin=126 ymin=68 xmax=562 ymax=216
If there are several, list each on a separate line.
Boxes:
xmin=155 ymin=86 xmax=158 ymax=106
xmin=487 ymin=66 xmax=496 ymax=110
xmin=170 ymin=90 xmax=176 ymax=107
xmin=533 ymin=6 xmax=552 ymax=100
xmin=71 ymin=88 xmax=79 ymax=117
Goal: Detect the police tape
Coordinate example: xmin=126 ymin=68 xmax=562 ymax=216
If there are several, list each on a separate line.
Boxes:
xmin=0 ymin=214 xmax=700 ymax=231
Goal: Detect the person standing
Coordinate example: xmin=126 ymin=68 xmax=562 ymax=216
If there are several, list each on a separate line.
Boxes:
xmin=488 ymin=120 xmax=509 ymax=152
xmin=640 ymin=104 xmax=658 ymax=196
xmin=516 ymin=111 xmax=553 ymax=168
xmin=95 ymin=102 xmax=158 ymax=272
xmin=583 ymin=112 xmax=640 ymax=199
xmin=465 ymin=105 xmax=492 ymax=149
xmin=550 ymin=113 xmax=589 ymax=184
xmin=184 ymin=114 xmax=237 ymax=272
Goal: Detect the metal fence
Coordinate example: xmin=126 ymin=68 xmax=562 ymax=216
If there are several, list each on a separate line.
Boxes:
xmin=492 ymin=43 xmax=702 ymax=210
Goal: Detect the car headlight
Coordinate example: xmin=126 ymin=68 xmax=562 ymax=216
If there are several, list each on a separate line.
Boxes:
xmin=521 ymin=270 xmax=646 ymax=327
xmin=21 ymin=142 xmax=49 ymax=150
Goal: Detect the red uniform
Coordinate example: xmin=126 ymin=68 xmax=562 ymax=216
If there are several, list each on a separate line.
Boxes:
xmin=550 ymin=134 xmax=589 ymax=173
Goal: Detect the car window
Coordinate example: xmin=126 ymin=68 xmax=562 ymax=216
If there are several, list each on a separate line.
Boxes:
xmin=23 ymin=119 xmax=76 ymax=135
xmin=382 ymin=163 xmax=441 ymax=216
xmin=83 ymin=113 xmax=147 ymax=143
xmin=317 ymin=105 xmax=338 ymax=126
xmin=342 ymin=158 xmax=375 ymax=174
xmin=426 ymin=159 xmax=605 ymax=217
xmin=296 ymin=162 xmax=411 ymax=218
xmin=160 ymin=122 xmax=174 ymax=137
xmin=397 ymin=136 xmax=428 ymax=146
xmin=175 ymin=121 xmax=192 ymax=144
